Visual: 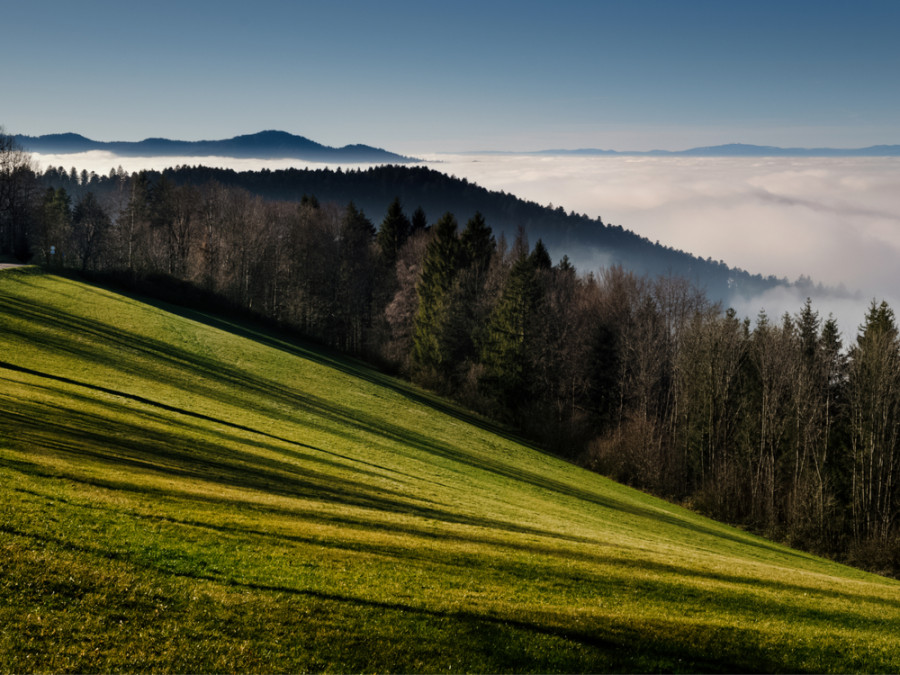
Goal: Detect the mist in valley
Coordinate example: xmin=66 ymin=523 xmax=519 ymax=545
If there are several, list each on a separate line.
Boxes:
xmin=426 ymin=153 xmax=900 ymax=341
xmin=32 ymin=150 xmax=900 ymax=342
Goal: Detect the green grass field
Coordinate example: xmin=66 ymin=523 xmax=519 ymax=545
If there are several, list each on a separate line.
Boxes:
xmin=1 ymin=268 xmax=899 ymax=673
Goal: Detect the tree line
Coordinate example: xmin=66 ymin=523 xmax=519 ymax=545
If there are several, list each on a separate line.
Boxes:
xmin=2 ymin=133 xmax=898 ymax=575
xmin=25 ymin=157 xmax=793 ymax=302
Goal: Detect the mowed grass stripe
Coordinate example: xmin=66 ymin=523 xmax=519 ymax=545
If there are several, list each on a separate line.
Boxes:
xmin=1 ymin=268 xmax=899 ymax=673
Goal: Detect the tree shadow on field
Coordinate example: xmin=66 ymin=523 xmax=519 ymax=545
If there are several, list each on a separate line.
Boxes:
xmin=120 ymin=290 xmax=830 ymax=563
xmin=84 ymin=276 xmax=538 ymax=443
xmin=2 ymin=377 xmax=592 ymax=543
xmin=0 ymin=360 xmax=417 ymax=485
xmin=0 ymin=513 xmax=807 ymax=674
xmin=7 ymin=441 xmax=899 ymax=661
xmin=0 ymin=279 xmax=834 ymax=563
xmin=179 ymin=580 xmax=793 ymax=674
xmin=40 ymin=467 xmax=898 ymax=626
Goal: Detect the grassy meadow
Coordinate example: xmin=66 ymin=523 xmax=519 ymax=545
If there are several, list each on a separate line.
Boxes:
xmin=1 ymin=268 xmax=899 ymax=673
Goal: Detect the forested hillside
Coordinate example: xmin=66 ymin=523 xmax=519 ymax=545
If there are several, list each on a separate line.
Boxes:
xmin=2 ymin=132 xmax=898 ymax=575
xmin=32 ymin=162 xmax=788 ymax=302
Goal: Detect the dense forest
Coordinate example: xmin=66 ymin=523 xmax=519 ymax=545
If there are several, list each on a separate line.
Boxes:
xmin=2 ymin=132 xmax=898 ymax=575
xmin=20 ymin=158 xmax=799 ymax=303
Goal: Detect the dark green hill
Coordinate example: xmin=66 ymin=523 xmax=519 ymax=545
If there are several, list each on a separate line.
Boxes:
xmin=35 ymin=159 xmax=788 ymax=302
xmin=154 ymin=163 xmax=781 ymax=302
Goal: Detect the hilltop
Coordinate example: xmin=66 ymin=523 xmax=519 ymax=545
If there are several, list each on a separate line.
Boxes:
xmin=1 ymin=268 xmax=898 ymax=672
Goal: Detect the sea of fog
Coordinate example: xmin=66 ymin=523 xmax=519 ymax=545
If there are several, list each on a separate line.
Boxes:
xmin=32 ymin=150 xmax=900 ymax=341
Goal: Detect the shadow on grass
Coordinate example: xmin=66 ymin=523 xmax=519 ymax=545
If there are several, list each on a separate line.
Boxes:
xmin=113 ymin=501 xmax=900 ymax=622
xmin=1 ymin=383 xmax=594 ymax=543
xmin=222 ymin=581 xmax=790 ymax=674
xmin=105 ymin=490 xmax=900 ymax=618
xmin=0 ymin=521 xmax=839 ymax=674
xmin=91 ymin=283 xmax=835 ymax=565
xmin=0 ymin=276 xmax=836 ymax=565
xmin=0 ymin=361 xmax=421 ymax=486
xmin=8 ymin=435 xmax=899 ymax=628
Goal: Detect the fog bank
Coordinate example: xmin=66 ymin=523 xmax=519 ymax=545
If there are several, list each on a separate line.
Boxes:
xmin=31 ymin=150 xmax=388 ymax=176
xmin=422 ymin=154 xmax=900 ymax=339
xmin=33 ymin=151 xmax=900 ymax=340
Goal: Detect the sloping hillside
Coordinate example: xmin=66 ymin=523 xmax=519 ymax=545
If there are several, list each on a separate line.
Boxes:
xmin=1 ymin=269 xmax=898 ymax=672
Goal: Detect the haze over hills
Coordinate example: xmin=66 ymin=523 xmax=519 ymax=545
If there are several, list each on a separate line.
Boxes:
xmin=14 ymin=130 xmax=419 ymax=163
xmin=20 ymin=129 xmax=888 ymax=308
xmin=18 ymin=130 xmax=900 ymax=160
xmin=507 ymin=143 xmax=900 ymax=157
xmin=33 ymin=159 xmax=792 ymax=304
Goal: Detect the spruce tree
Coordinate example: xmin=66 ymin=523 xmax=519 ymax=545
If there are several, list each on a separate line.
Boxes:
xmin=480 ymin=246 xmax=544 ymax=413
xmin=458 ymin=211 xmax=494 ymax=272
xmin=410 ymin=206 xmax=428 ymax=233
xmin=443 ymin=212 xmax=497 ymax=374
xmin=377 ymin=196 xmax=411 ymax=267
xmin=336 ymin=202 xmax=376 ymax=351
xmin=528 ymin=238 xmax=552 ymax=270
xmin=412 ymin=212 xmax=461 ymax=380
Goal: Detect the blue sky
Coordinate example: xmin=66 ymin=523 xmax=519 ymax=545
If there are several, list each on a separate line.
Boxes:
xmin=3 ymin=0 xmax=898 ymax=153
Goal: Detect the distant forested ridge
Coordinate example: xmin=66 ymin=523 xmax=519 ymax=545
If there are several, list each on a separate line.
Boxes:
xmin=14 ymin=130 xmax=417 ymax=163
xmin=34 ymin=161 xmax=789 ymax=302
xmin=2 ymin=129 xmax=899 ymax=576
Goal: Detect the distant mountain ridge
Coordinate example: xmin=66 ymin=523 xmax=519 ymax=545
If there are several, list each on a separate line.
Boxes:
xmin=15 ymin=130 xmax=419 ymax=163
xmin=18 ymin=132 xmax=899 ymax=160
xmin=528 ymin=142 xmax=900 ymax=157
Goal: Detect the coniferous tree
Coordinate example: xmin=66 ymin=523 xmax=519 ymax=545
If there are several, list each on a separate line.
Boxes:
xmin=787 ymin=299 xmax=833 ymax=545
xmin=811 ymin=313 xmax=847 ymax=547
xmin=410 ymin=206 xmax=428 ymax=234
xmin=412 ymin=212 xmax=461 ymax=382
xmin=300 ymin=194 xmax=319 ymax=209
xmin=458 ymin=211 xmax=494 ymax=273
xmin=479 ymin=243 xmax=544 ymax=415
xmin=528 ymin=238 xmax=552 ymax=270
xmin=383 ymin=229 xmax=430 ymax=370
xmin=337 ymin=202 xmax=377 ymax=352
xmin=376 ymin=197 xmax=411 ymax=268
xmin=443 ymin=212 xmax=497 ymax=382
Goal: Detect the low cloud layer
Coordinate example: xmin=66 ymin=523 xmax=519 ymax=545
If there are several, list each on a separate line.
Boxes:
xmin=31 ymin=151 xmax=387 ymax=176
xmin=424 ymin=155 xmax=900 ymax=288
xmin=32 ymin=151 xmax=900 ymax=341
xmin=424 ymin=154 xmax=900 ymax=340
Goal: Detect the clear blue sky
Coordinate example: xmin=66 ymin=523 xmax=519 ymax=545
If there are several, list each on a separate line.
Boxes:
xmin=2 ymin=0 xmax=898 ymax=153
